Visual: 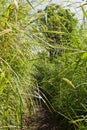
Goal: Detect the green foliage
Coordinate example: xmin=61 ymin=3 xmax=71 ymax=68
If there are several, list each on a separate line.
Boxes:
xmin=37 ymin=4 xmax=78 ymax=59
xmin=0 ymin=1 xmax=87 ymax=130
xmin=0 ymin=0 xmax=37 ymax=129
xmin=33 ymin=47 xmax=87 ymax=129
xmin=32 ymin=4 xmax=87 ymax=130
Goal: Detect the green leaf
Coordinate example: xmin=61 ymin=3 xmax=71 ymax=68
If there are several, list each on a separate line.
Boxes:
xmin=26 ymin=0 xmax=34 ymax=9
xmin=81 ymin=52 xmax=87 ymax=59
xmin=0 ymin=84 xmax=7 ymax=95
xmin=43 ymin=30 xmax=65 ymax=35
xmin=81 ymin=6 xmax=87 ymax=18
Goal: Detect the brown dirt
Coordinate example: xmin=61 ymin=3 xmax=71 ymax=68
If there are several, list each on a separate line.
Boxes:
xmin=23 ymin=105 xmax=75 ymax=130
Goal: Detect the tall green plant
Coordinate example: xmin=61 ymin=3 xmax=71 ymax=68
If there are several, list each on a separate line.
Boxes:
xmin=32 ymin=3 xmax=87 ymax=130
xmin=37 ymin=4 xmax=78 ymax=59
xmin=0 ymin=0 xmax=40 ymax=129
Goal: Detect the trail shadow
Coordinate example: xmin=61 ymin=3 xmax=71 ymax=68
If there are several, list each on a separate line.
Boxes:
xmin=24 ymin=104 xmax=75 ymax=130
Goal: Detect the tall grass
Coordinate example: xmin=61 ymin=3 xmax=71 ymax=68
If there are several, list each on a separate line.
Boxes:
xmin=32 ymin=3 xmax=87 ymax=130
xmin=0 ymin=0 xmax=87 ymax=129
xmin=0 ymin=0 xmax=42 ymax=129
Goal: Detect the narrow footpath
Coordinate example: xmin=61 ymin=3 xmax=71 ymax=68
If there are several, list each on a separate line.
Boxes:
xmin=24 ymin=105 xmax=75 ymax=130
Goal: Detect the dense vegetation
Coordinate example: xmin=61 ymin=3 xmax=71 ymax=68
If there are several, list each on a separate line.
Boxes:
xmin=0 ymin=0 xmax=87 ymax=130
xmin=0 ymin=0 xmax=36 ymax=129
xmin=32 ymin=4 xmax=87 ymax=130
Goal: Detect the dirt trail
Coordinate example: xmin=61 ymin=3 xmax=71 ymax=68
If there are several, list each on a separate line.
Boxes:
xmin=24 ymin=105 xmax=74 ymax=130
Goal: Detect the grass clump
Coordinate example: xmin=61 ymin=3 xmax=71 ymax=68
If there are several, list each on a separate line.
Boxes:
xmin=0 ymin=0 xmax=38 ymax=129
xmin=32 ymin=3 xmax=87 ymax=130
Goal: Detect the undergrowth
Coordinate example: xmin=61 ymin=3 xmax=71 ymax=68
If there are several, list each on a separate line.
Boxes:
xmin=0 ymin=0 xmax=87 ymax=130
